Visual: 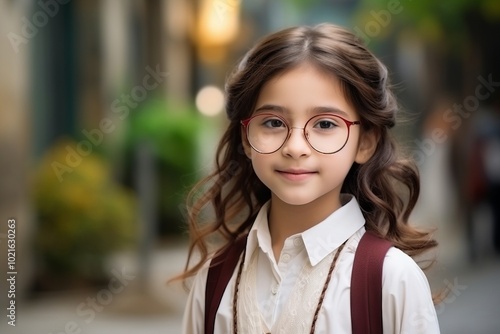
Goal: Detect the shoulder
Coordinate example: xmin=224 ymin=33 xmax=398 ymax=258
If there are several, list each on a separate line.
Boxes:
xmin=381 ymin=246 xmax=437 ymax=315
xmin=182 ymin=261 xmax=210 ymax=333
xmin=347 ymin=230 xmax=430 ymax=287
xmin=184 ymin=258 xmax=214 ymax=315
xmin=381 ymin=248 xmax=440 ymax=333
xmin=187 ymin=260 xmax=210 ymax=297
xmin=348 ymin=230 xmax=432 ymax=293
xmin=382 ymin=247 xmax=430 ymax=288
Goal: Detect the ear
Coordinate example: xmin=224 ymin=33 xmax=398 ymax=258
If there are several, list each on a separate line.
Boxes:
xmin=355 ymin=130 xmax=378 ymax=164
xmin=240 ymin=128 xmax=253 ymax=159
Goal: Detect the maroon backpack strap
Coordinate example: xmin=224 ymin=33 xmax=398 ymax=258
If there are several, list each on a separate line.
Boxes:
xmin=351 ymin=231 xmax=392 ymax=334
xmin=204 ymin=235 xmax=248 ymax=334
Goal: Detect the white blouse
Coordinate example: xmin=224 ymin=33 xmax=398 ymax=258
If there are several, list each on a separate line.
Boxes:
xmin=182 ymin=195 xmax=440 ymax=333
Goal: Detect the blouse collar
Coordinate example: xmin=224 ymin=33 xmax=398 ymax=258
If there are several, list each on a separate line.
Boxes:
xmin=245 ymin=194 xmax=365 ymax=269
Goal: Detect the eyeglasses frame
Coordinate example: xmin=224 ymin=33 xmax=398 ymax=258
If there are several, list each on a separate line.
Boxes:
xmin=240 ymin=112 xmax=361 ymax=154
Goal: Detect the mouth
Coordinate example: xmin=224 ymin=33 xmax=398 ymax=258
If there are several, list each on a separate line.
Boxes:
xmin=276 ymin=169 xmax=317 ymax=181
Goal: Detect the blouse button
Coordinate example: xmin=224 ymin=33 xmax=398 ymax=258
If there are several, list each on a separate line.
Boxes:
xmin=293 ymin=237 xmax=301 ymax=247
xmin=281 ymin=253 xmax=291 ymax=263
xmin=271 ymin=284 xmax=279 ymax=295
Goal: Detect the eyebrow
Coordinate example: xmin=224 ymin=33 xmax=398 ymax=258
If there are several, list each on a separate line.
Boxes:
xmin=254 ymin=104 xmax=351 ymax=118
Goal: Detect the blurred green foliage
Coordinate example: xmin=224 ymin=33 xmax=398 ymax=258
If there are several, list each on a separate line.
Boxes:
xmin=125 ymin=100 xmax=201 ymax=236
xmin=287 ymin=0 xmax=323 ymax=10
xmin=33 ymin=140 xmax=137 ymax=285
xmin=356 ymin=0 xmax=500 ymax=43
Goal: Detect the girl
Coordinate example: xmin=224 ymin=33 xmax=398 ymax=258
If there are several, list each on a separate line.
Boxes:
xmin=180 ymin=23 xmax=440 ymax=333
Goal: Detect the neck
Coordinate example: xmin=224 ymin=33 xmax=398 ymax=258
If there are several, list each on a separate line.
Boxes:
xmin=268 ymin=193 xmax=342 ymax=261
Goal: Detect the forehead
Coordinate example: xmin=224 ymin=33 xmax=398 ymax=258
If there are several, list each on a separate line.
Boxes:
xmin=254 ymin=63 xmax=357 ymax=119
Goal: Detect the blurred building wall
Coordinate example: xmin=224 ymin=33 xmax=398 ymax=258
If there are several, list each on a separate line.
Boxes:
xmin=0 ymin=0 xmax=34 ymax=305
xmin=0 ymin=0 xmax=198 ymax=305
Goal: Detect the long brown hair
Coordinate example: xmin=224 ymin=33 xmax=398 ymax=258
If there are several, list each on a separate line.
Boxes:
xmin=178 ymin=23 xmax=437 ymax=281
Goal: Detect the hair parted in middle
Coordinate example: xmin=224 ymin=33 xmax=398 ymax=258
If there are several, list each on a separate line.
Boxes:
xmin=180 ymin=23 xmax=437 ymax=280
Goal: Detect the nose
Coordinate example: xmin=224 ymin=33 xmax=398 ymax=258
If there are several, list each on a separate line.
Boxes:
xmin=281 ymin=127 xmax=311 ymax=158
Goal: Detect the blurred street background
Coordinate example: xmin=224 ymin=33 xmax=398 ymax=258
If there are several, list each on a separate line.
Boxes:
xmin=0 ymin=0 xmax=499 ymax=333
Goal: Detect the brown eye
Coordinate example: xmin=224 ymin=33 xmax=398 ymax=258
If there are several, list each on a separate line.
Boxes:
xmin=316 ymin=120 xmax=335 ymax=129
xmin=263 ymin=119 xmax=285 ymax=128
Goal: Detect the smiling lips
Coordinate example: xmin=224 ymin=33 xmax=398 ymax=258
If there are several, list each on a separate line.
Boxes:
xmin=276 ymin=169 xmax=318 ymax=181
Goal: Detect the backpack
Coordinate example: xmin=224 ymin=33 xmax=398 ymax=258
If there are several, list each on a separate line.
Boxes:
xmin=204 ymin=231 xmax=391 ymax=334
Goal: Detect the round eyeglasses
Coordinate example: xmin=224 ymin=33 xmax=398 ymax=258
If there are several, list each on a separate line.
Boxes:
xmin=241 ymin=113 xmax=361 ymax=154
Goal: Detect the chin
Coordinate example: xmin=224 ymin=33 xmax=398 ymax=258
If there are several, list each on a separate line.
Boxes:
xmin=275 ymin=194 xmax=316 ymax=207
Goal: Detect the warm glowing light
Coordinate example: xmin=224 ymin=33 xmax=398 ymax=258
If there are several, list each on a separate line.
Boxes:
xmin=196 ymin=86 xmax=224 ymax=116
xmin=196 ymin=0 xmax=240 ymax=46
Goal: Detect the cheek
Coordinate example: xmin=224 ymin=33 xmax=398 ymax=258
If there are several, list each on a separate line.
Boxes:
xmin=249 ymin=154 xmax=273 ymax=182
xmin=249 ymin=153 xmax=266 ymax=171
xmin=341 ymin=137 xmax=361 ymax=162
xmin=321 ymin=146 xmax=358 ymax=176
xmin=324 ymin=155 xmax=353 ymax=173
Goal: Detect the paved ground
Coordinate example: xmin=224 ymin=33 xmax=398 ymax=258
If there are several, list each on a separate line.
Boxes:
xmin=1 ymin=242 xmax=499 ymax=334
xmin=434 ymin=257 xmax=500 ymax=334
xmin=0 ymin=243 xmax=189 ymax=334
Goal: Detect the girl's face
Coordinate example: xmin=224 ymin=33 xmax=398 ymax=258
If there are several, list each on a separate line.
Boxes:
xmin=243 ymin=63 xmax=375 ymax=210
